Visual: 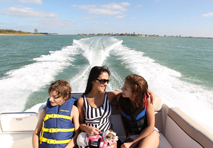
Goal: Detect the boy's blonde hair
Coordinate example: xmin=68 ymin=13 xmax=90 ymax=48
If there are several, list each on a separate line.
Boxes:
xmin=48 ymin=80 xmax=71 ymax=100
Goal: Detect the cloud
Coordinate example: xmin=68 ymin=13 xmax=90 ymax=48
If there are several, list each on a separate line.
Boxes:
xmin=89 ymin=8 xmax=121 ymax=15
xmin=115 ymin=15 xmax=126 ymax=19
xmin=82 ymin=16 xmax=99 ymax=20
xmin=0 ymin=0 xmax=42 ymax=4
xmin=101 ymin=2 xmax=129 ymax=11
xmin=29 ymin=19 xmax=76 ymax=27
xmin=72 ymin=2 xmax=130 ymax=17
xmin=0 ymin=5 xmax=59 ymax=17
xmin=203 ymin=12 xmax=213 ymax=17
xmin=18 ymin=0 xmax=42 ymax=4
xmin=92 ymin=23 xmax=109 ymax=26
xmin=136 ymin=5 xmax=142 ymax=8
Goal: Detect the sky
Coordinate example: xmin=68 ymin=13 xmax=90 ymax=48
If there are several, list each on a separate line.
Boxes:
xmin=0 ymin=0 xmax=213 ymax=37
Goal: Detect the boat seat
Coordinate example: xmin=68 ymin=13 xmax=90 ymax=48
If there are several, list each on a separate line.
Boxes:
xmin=111 ymin=97 xmax=213 ymax=148
xmin=0 ymin=112 xmax=38 ymax=148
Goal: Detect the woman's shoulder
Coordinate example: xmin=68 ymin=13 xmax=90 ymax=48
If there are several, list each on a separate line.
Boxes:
xmin=77 ymin=96 xmax=84 ymax=107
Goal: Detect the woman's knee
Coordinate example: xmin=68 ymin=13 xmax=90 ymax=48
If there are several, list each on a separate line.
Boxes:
xmin=139 ymin=131 xmax=159 ymax=148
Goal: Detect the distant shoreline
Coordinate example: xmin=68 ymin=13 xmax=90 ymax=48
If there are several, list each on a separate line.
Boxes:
xmin=0 ymin=33 xmax=44 ymax=35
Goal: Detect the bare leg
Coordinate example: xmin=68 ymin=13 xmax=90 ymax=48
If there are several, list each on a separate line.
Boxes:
xmin=138 ymin=131 xmax=159 ymax=148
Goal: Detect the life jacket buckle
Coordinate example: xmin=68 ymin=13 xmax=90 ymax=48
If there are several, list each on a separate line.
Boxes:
xmin=52 ymin=114 xmax=58 ymax=118
xmin=49 ymin=128 xmax=57 ymax=133
xmin=47 ymin=139 xmax=55 ymax=144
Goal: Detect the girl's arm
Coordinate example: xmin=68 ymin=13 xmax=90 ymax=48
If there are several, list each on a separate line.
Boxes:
xmin=65 ymin=106 xmax=80 ymax=148
xmin=123 ymin=95 xmax=155 ymax=147
xmin=32 ymin=107 xmax=46 ymax=148
xmin=77 ymin=97 xmax=99 ymax=136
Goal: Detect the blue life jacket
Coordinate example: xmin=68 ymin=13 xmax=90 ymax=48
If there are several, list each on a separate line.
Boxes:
xmin=120 ymin=97 xmax=147 ymax=135
xmin=39 ymin=97 xmax=77 ymax=148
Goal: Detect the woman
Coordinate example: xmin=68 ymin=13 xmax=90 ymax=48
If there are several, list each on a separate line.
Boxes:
xmin=77 ymin=66 xmax=158 ymax=147
xmin=119 ymin=74 xmax=159 ymax=148
xmin=77 ymin=66 xmax=119 ymax=134
xmin=77 ymin=66 xmax=119 ymax=147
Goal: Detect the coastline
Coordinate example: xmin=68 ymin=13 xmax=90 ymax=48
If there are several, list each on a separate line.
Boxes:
xmin=0 ymin=33 xmax=44 ymax=35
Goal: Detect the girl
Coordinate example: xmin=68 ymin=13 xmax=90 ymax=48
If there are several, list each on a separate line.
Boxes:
xmin=119 ymin=74 xmax=159 ymax=148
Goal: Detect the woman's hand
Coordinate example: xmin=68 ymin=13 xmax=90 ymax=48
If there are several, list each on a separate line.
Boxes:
xmin=147 ymin=89 xmax=155 ymax=104
xmin=121 ymin=142 xmax=133 ymax=148
xmin=85 ymin=126 xmax=100 ymax=136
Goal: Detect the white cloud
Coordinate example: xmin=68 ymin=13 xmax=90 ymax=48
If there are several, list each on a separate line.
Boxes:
xmin=115 ymin=15 xmax=125 ymax=18
xmin=0 ymin=0 xmax=42 ymax=4
xmin=18 ymin=0 xmax=42 ymax=4
xmin=82 ymin=16 xmax=99 ymax=20
xmin=136 ymin=5 xmax=142 ymax=8
xmin=0 ymin=5 xmax=59 ymax=18
xmin=92 ymin=23 xmax=109 ymax=26
xmin=29 ymin=19 xmax=76 ymax=27
xmin=72 ymin=2 xmax=130 ymax=17
xmin=203 ymin=12 xmax=213 ymax=17
xmin=72 ymin=5 xmax=96 ymax=10
xmin=89 ymin=8 xmax=121 ymax=15
xmin=101 ymin=2 xmax=129 ymax=11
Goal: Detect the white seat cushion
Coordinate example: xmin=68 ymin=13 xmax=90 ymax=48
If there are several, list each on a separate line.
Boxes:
xmin=158 ymin=133 xmax=172 ymax=148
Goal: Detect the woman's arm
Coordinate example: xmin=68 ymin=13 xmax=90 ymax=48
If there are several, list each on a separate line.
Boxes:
xmin=77 ymin=97 xmax=99 ymax=136
xmin=65 ymin=106 xmax=80 ymax=148
xmin=32 ymin=107 xmax=46 ymax=148
xmin=147 ymin=89 xmax=161 ymax=104
xmin=107 ymin=91 xmax=122 ymax=104
xmin=122 ymin=95 xmax=155 ymax=148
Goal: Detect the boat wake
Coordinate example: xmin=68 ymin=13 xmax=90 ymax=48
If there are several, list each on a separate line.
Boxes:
xmin=0 ymin=36 xmax=212 ymax=131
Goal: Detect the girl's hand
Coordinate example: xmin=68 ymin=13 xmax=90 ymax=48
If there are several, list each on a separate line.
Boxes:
xmin=85 ymin=126 xmax=99 ymax=136
xmin=147 ymin=89 xmax=155 ymax=104
xmin=121 ymin=142 xmax=133 ymax=148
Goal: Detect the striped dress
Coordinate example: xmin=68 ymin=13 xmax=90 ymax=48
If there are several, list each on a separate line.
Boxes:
xmin=83 ymin=92 xmax=112 ymax=132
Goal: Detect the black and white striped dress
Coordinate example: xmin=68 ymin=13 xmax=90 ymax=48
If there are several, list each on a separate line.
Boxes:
xmin=83 ymin=92 xmax=112 ymax=132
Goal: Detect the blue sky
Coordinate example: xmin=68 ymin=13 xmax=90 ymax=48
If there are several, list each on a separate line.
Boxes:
xmin=0 ymin=0 xmax=213 ymax=37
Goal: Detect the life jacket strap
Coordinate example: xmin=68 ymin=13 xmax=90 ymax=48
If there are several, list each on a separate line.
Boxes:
xmin=44 ymin=114 xmax=70 ymax=121
xmin=42 ymin=127 xmax=74 ymax=133
xmin=40 ymin=137 xmax=71 ymax=144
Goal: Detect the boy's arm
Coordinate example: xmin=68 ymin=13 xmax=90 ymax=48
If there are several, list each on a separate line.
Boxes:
xmin=32 ymin=107 xmax=46 ymax=148
xmin=65 ymin=105 xmax=80 ymax=148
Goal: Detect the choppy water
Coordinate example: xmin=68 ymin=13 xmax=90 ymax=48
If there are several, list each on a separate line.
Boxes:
xmin=0 ymin=35 xmax=213 ymax=130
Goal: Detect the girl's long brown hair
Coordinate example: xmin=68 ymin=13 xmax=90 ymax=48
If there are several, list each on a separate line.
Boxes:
xmin=118 ymin=74 xmax=148 ymax=113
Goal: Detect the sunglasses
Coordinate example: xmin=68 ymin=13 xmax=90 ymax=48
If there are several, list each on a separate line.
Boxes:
xmin=96 ymin=78 xmax=110 ymax=84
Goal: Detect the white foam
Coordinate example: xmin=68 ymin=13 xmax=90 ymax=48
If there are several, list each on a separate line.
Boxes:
xmin=69 ymin=37 xmax=125 ymax=92
xmin=72 ymin=37 xmax=121 ymax=67
xmin=0 ymin=45 xmax=79 ymax=113
xmin=109 ymin=38 xmax=213 ymax=130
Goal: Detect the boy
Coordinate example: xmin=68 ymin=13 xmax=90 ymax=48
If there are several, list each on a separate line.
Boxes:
xmin=32 ymin=80 xmax=79 ymax=148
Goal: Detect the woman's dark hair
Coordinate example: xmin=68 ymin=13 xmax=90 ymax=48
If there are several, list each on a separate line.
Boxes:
xmin=83 ymin=66 xmax=110 ymax=95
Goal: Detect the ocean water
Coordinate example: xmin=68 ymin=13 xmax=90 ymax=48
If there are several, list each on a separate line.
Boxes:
xmin=0 ymin=35 xmax=213 ymax=130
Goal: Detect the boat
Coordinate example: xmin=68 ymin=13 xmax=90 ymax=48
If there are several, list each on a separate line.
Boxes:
xmin=0 ymin=92 xmax=213 ymax=148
